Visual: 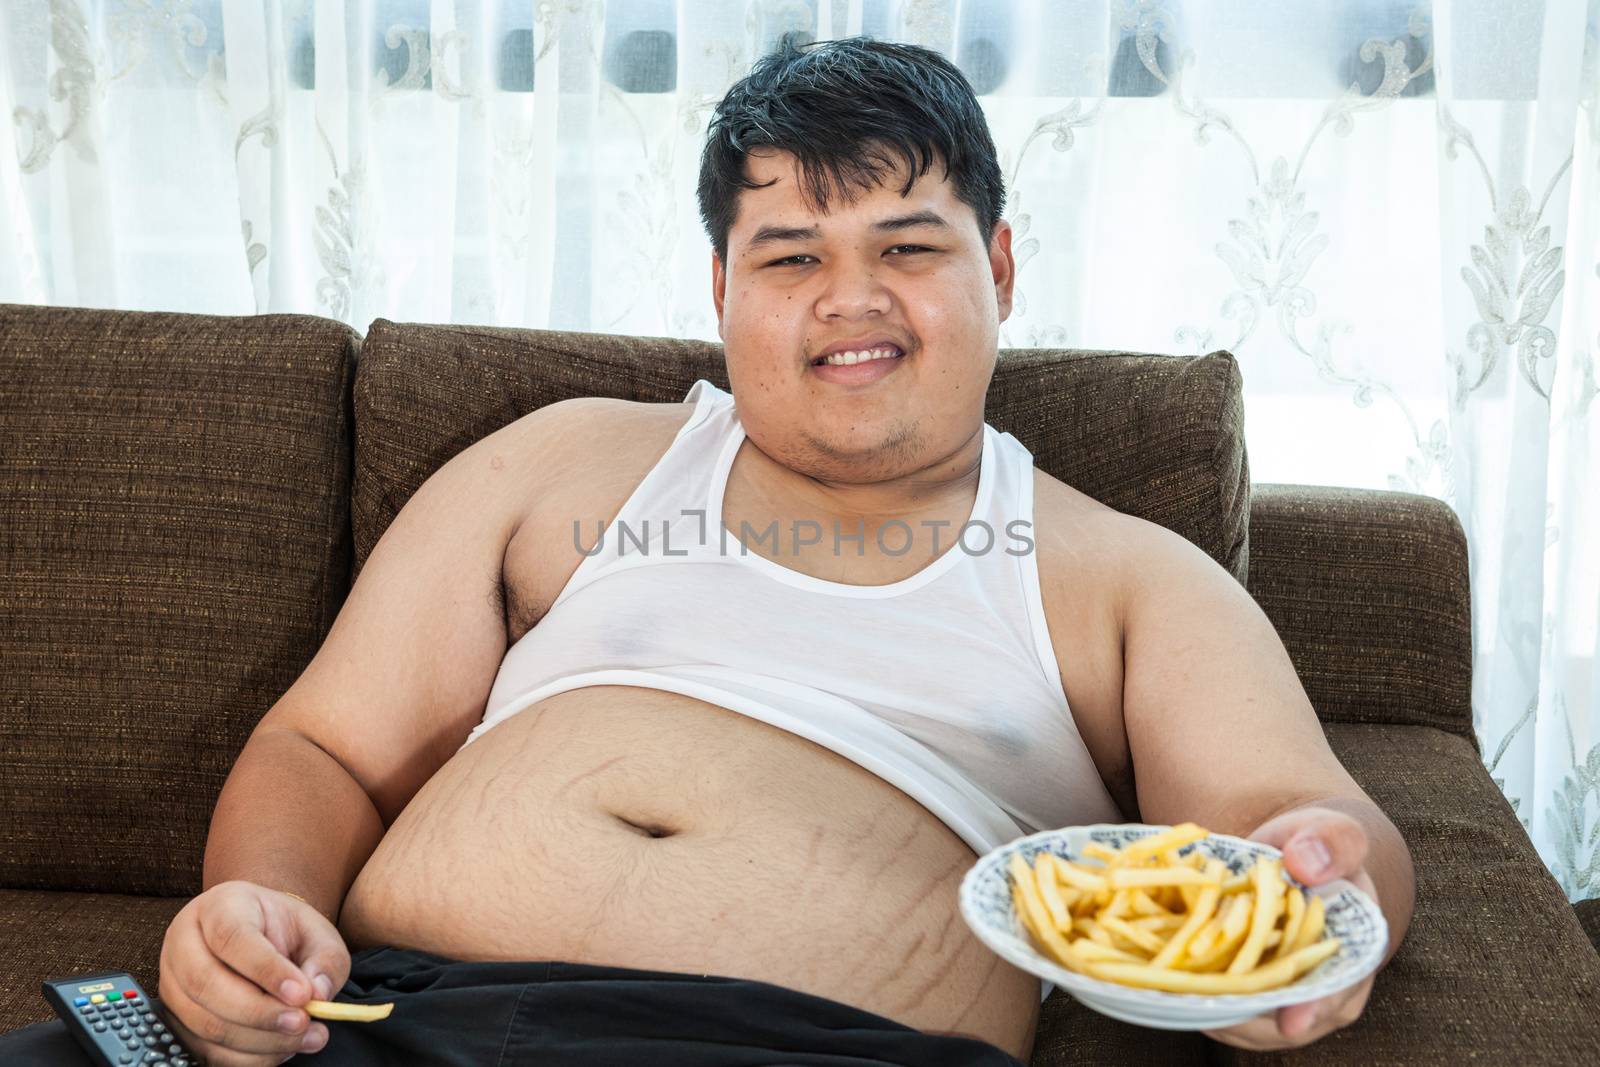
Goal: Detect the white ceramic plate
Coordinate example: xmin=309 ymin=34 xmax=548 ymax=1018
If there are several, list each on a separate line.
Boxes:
xmin=958 ymin=824 xmax=1388 ymax=1031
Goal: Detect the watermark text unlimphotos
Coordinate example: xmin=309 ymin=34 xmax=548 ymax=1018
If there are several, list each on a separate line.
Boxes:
xmin=572 ymin=509 xmax=1034 ymax=558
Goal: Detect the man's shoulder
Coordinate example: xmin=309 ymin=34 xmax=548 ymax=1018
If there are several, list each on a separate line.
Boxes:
xmin=509 ymin=395 xmax=695 ymax=469
xmin=1029 ymin=468 xmax=1193 ymax=614
xmin=505 ymin=394 xmax=698 ymax=510
xmin=511 ymin=394 xmax=687 ymax=438
xmin=1029 ymin=468 xmax=1136 ymax=562
xmin=1032 ymin=467 xmax=1229 ymax=622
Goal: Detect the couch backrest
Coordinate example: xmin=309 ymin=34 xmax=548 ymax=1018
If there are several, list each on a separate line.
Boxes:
xmin=0 ymin=304 xmax=359 ymax=896
xmin=351 ymin=320 xmax=1250 ymax=585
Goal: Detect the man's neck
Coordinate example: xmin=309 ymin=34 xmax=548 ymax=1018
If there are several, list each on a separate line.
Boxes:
xmin=742 ymin=423 xmax=985 ymax=530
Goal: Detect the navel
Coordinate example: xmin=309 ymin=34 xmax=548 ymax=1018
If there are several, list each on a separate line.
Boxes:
xmin=612 ymin=813 xmax=678 ymax=839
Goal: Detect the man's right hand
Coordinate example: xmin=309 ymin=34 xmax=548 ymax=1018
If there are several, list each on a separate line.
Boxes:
xmin=157 ymin=880 xmax=351 ymax=1066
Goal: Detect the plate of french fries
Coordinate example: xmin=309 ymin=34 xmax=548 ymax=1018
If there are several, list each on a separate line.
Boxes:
xmin=958 ymin=823 xmax=1387 ymax=1030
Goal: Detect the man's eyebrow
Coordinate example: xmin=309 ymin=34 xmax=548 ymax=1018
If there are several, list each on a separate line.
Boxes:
xmin=742 ymin=210 xmax=954 ymax=254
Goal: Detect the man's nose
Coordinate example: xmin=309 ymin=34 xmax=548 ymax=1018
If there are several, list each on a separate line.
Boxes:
xmin=815 ymin=260 xmax=892 ymax=319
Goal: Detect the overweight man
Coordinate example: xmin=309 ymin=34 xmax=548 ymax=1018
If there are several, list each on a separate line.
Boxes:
xmin=1 ymin=33 xmax=1414 ymax=1067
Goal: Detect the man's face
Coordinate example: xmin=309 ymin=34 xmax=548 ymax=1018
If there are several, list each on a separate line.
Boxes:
xmin=711 ymin=146 xmax=1014 ymax=488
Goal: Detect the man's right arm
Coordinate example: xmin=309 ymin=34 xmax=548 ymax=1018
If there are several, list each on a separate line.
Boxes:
xmin=199 ymin=397 xmax=618 ymax=926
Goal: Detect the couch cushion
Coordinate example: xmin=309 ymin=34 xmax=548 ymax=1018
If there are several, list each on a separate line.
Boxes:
xmin=1208 ymin=722 xmax=1600 ymax=1066
xmin=0 ymin=304 xmax=359 ymax=896
xmin=0 ymin=889 xmax=186 ymax=1034
xmin=1578 ymin=897 xmax=1600 ymax=955
xmin=350 ymin=321 xmax=1248 ymax=586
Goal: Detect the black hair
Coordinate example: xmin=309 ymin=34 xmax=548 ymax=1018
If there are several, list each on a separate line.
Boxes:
xmin=696 ymin=33 xmax=1006 ymax=266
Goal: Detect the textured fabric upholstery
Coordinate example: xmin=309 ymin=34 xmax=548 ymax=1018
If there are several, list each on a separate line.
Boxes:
xmin=1245 ymin=484 xmax=1475 ymax=743
xmin=349 ymin=319 xmax=1249 ymax=586
xmin=0 ymin=303 xmax=359 ymax=896
xmin=1206 ymin=722 xmax=1600 ymax=1065
xmin=0 ymin=889 xmax=187 ymax=1031
xmin=1576 ymin=898 xmax=1600 ymax=955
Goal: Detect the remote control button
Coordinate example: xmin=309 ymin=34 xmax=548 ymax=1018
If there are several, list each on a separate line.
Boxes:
xmin=118 ymin=1056 xmax=133 ymax=1065
xmin=92 ymin=1022 xmax=107 ymax=1032
xmin=125 ymin=991 xmax=140 ymax=1000
xmin=91 ymin=994 xmax=106 ymax=1003
xmin=73 ymin=996 xmax=89 ymax=1006
xmin=108 ymin=992 xmax=123 ymax=1001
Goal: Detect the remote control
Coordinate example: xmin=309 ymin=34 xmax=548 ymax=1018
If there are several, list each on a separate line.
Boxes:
xmin=40 ymin=970 xmax=198 ymax=1066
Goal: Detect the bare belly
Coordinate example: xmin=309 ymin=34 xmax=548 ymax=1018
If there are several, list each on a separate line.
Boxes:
xmin=339 ymin=684 xmax=1040 ymax=1061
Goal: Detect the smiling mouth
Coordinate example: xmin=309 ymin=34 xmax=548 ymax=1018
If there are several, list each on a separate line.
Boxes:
xmin=810 ymin=345 xmax=907 ymax=367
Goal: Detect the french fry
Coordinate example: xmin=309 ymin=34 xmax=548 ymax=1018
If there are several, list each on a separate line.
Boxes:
xmin=1150 ymin=860 xmax=1224 ymax=968
xmin=1005 ymin=825 xmax=1344 ymax=997
xmin=1271 ymin=883 xmax=1308 ymax=962
xmin=304 ymin=1000 xmax=394 ymax=1022
xmin=1081 ymin=938 xmax=1340 ymax=994
xmin=1067 ymin=937 xmax=1143 ymax=964
xmin=1292 ymin=893 xmax=1327 ymax=953
xmin=1227 ymin=858 xmax=1287 ymax=975
xmin=1010 ymin=853 xmax=1076 ymax=969
xmin=1034 ymin=853 xmax=1072 ymax=931
xmin=1101 ymin=915 xmax=1168 ymax=954
xmin=1109 ymin=867 xmax=1216 ymax=889
xmin=1129 ymin=889 xmax=1173 ymax=917
xmin=1047 ymin=853 xmax=1109 ymax=893
xmin=1118 ymin=824 xmax=1207 ymax=867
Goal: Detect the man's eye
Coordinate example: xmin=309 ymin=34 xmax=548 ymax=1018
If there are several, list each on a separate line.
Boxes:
xmin=767 ymin=246 xmax=931 ymax=267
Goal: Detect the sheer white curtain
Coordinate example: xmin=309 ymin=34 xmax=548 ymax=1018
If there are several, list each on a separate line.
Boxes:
xmin=2 ymin=0 xmax=1597 ymax=898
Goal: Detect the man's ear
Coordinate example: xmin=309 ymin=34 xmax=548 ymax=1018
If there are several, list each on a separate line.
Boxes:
xmin=711 ymin=251 xmax=727 ymax=341
xmin=988 ymin=219 xmax=1016 ymax=323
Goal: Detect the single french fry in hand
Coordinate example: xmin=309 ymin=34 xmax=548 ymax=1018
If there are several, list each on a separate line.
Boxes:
xmin=304 ymin=1000 xmax=394 ymax=1022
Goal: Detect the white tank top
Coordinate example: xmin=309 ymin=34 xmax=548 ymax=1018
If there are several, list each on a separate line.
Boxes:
xmin=460 ymin=379 xmax=1123 ymax=1002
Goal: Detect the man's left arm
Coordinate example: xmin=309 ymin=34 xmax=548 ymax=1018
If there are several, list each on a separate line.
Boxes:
xmin=1115 ymin=515 xmax=1416 ymax=1050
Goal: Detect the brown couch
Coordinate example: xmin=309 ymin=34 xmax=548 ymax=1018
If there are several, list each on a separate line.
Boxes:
xmin=2 ymin=301 xmax=1597 ymax=1065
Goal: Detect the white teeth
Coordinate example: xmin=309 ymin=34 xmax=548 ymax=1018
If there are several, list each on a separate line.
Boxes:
xmin=818 ymin=346 xmax=901 ymax=367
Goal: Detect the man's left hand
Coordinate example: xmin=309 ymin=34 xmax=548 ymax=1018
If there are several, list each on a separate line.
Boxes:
xmin=1202 ymin=807 xmax=1377 ymax=1051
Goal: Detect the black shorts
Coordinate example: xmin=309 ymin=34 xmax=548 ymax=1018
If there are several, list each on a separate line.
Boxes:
xmin=1 ymin=945 xmax=1029 ymax=1066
